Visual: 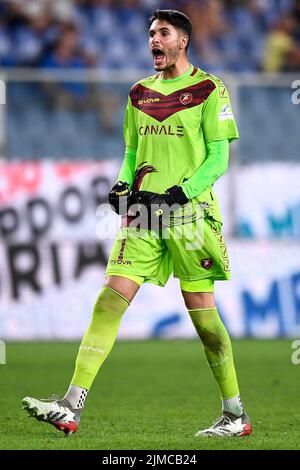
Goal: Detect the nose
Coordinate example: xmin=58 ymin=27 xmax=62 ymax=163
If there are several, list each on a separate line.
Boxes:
xmin=151 ymin=34 xmax=160 ymax=47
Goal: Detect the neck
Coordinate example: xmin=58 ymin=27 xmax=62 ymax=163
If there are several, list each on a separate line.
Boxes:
xmin=161 ymin=57 xmax=191 ymax=80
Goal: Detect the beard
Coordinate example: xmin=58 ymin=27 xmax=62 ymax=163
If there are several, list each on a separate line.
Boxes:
xmin=153 ymin=44 xmax=180 ymax=71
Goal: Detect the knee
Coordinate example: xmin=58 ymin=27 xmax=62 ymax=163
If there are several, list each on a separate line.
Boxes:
xmin=105 ymin=275 xmax=140 ymax=303
xmin=182 ymin=291 xmax=215 ymax=310
xmin=92 ymin=285 xmax=129 ymax=319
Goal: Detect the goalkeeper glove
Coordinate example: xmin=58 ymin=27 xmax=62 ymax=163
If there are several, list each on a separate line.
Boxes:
xmin=109 ymin=181 xmax=131 ymax=215
xmin=134 ymin=185 xmax=189 ymax=216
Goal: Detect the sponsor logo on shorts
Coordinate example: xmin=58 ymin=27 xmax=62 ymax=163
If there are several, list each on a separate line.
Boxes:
xmin=220 ymin=246 xmax=228 ymax=258
xmin=212 ymin=223 xmax=230 ymax=272
xmin=109 ymin=259 xmax=132 ymax=265
xmin=201 ymin=258 xmax=214 ymax=269
xmin=180 ymin=92 xmax=193 ymax=105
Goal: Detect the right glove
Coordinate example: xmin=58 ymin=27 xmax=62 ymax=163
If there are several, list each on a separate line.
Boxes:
xmin=132 ymin=185 xmax=189 ymax=217
xmin=108 ymin=181 xmax=130 ymax=215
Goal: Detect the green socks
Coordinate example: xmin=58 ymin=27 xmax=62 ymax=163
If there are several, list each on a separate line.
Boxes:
xmin=71 ymin=286 xmax=129 ymax=390
xmin=70 ymin=291 xmax=241 ymax=411
xmin=189 ymin=307 xmax=240 ymax=400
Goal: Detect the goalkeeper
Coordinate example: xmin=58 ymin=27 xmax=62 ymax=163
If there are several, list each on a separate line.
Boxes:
xmin=22 ymin=9 xmax=252 ymax=438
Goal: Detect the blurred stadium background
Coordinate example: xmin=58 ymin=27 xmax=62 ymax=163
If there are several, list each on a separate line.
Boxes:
xmin=0 ymin=0 xmax=300 ymax=341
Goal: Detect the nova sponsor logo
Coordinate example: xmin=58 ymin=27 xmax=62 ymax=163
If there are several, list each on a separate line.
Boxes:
xmin=109 ymin=259 xmax=132 ymax=265
xmin=138 ymin=98 xmax=160 ymax=105
xmin=139 ymin=124 xmax=184 ymax=137
xmin=180 ymin=92 xmax=193 ymax=105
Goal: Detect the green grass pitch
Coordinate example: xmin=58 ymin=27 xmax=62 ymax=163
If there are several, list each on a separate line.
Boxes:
xmin=0 ymin=339 xmax=299 ymax=450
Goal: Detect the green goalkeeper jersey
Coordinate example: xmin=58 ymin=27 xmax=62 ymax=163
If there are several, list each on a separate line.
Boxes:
xmin=123 ymin=64 xmax=239 ymax=222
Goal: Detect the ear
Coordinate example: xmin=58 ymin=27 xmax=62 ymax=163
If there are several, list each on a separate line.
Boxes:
xmin=179 ymin=34 xmax=189 ymax=50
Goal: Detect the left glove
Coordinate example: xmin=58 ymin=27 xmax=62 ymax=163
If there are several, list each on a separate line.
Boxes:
xmin=109 ymin=181 xmax=131 ymax=215
xmin=133 ymin=185 xmax=189 ymax=216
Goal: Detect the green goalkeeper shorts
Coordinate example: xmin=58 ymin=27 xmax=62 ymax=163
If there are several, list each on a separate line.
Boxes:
xmin=106 ymin=204 xmax=230 ymax=288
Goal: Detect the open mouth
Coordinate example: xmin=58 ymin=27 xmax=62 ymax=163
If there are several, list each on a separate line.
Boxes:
xmin=152 ymin=48 xmax=165 ymax=66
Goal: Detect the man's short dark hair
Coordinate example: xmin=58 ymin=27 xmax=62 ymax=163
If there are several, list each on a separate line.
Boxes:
xmin=149 ymin=9 xmax=192 ymax=51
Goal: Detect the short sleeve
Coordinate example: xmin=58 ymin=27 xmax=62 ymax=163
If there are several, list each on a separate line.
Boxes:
xmin=202 ymin=80 xmax=239 ymax=143
xmin=123 ymin=95 xmax=138 ymax=150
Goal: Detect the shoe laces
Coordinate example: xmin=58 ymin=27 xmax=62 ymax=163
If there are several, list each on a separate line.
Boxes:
xmin=212 ymin=414 xmax=232 ymax=428
xmin=40 ymin=394 xmax=62 ymax=403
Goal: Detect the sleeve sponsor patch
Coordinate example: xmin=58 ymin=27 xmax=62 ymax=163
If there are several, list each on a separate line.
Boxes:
xmin=218 ymin=86 xmax=228 ymax=98
xmin=218 ymin=104 xmax=234 ymax=121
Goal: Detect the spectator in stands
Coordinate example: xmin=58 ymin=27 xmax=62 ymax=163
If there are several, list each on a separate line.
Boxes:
xmin=18 ymin=2 xmax=52 ymax=66
xmin=1 ymin=0 xmax=300 ymax=72
xmin=184 ymin=0 xmax=229 ymax=72
xmin=42 ymin=25 xmax=95 ymax=109
xmin=263 ymin=14 xmax=299 ymax=71
xmin=0 ymin=14 xmax=11 ymax=66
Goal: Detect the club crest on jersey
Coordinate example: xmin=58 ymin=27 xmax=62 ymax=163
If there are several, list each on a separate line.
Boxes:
xmin=180 ymin=92 xmax=193 ymax=105
xmin=201 ymin=258 xmax=214 ymax=269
